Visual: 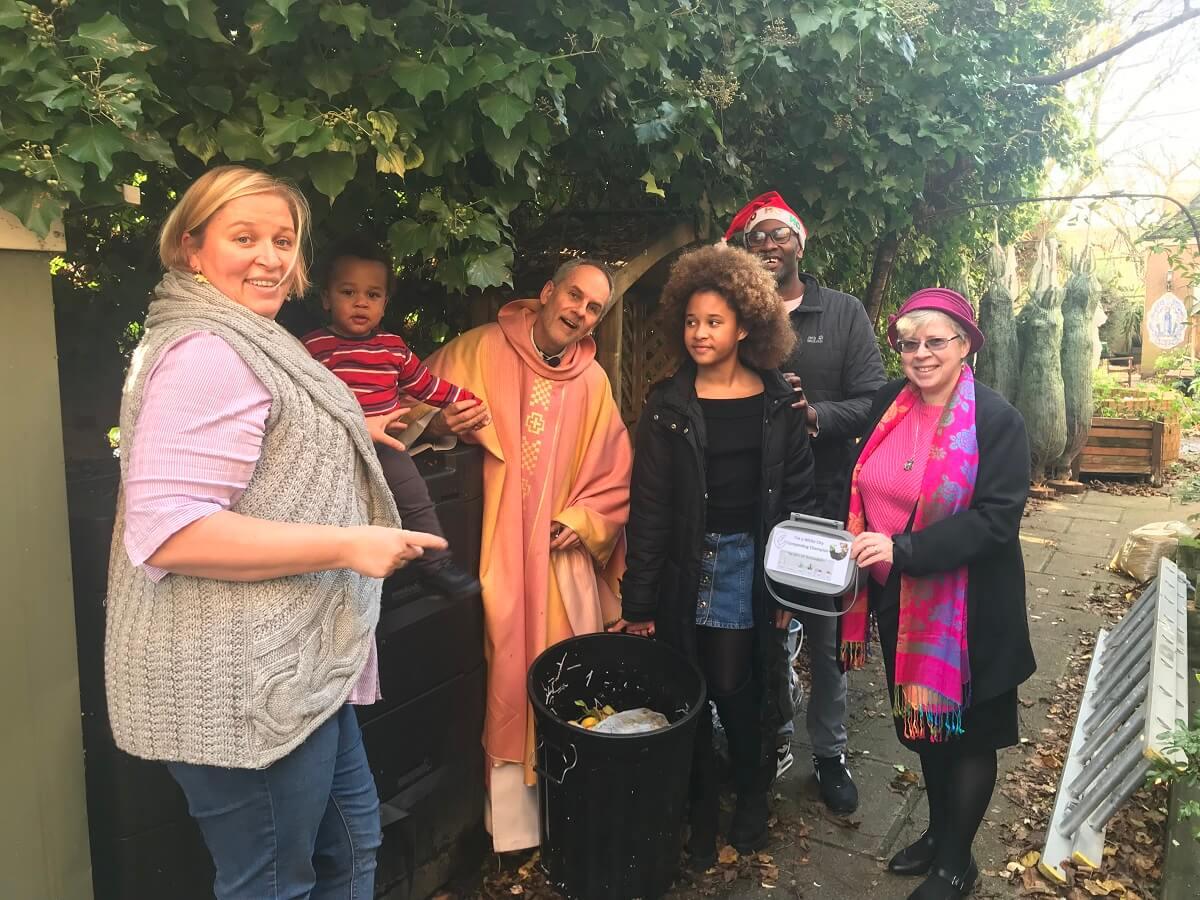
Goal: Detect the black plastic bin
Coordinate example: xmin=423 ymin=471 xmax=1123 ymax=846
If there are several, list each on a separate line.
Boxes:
xmin=528 ymin=633 xmax=706 ymax=900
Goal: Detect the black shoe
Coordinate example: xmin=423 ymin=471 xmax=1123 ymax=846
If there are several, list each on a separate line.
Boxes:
xmin=729 ymin=791 xmax=769 ymax=853
xmin=907 ymin=857 xmax=978 ymax=899
xmin=888 ymin=831 xmax=937 ymax=876
xmin=421 ymin=563 xmax=481 ymax=599
xmin=813 ymin=753 xmax=859 ymax=814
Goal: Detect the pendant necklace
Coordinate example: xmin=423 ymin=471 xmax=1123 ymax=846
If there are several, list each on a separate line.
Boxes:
xmin=904 ymin=404 xmax=933 ymax=471
xmin=531 ymin=327 xmax=563 ymax=368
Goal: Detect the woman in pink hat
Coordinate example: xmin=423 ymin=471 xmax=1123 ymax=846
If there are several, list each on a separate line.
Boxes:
xmin=836 ymin=288 xmax=1036 ymax=900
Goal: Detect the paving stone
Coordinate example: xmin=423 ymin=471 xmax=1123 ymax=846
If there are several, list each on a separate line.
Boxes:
xmin=1063 ymin=516 xmax=1125 ymax=540
xmin=1081 ymin=491 xmax=1171 ymax=510
xmin=1040 ymin=550 xmax=1127 ymax=582
xmin=1018 ymin=540 xmax=1053 ymax=573
xmin=1025 ymin=513 xmax=1072 ymax=532
xmin=1040 ymin=500 xmax=1124 ymax=522
xmin=1032 ymin=532 xmax=1113 ymax=561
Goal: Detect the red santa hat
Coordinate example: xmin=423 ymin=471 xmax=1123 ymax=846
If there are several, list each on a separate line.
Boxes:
xmin=722 ymin=191 xmax=807 ymax=248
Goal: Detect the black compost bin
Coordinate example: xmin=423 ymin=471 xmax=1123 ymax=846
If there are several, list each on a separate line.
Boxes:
xmin=528 ymin=633 xmax=706 ymax=900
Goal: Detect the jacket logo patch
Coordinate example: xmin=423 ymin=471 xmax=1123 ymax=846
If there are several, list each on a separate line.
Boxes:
xmin=806 ymin=335 xmax=824 ymax=343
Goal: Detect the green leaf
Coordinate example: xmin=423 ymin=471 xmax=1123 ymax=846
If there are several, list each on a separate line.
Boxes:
xmin=307 ymin=58 xmax=353 ymax=98
xmin=262 ymin=110 xmax=317 ymax=148
xmin=829 ymin=30 xmax=856 ymax=61
xmin=388 ymin=219 xmax=427 ymax=259
xmin=418 ymin=191 xmax=449 ymax=216
xmin=159 ymin=0 xmax=190 ymax=19
xmin=0 ymin=181 xmax=64 ymax=237
xmin=71 ymin=13 xmax=154 ymax=59
xmin=438 ymin=45 xmax=474 ymax=72
xmin=466 ymin=244 xmax=514 ymax=289
xmin=292 ymin=128 xmax=334 ymax=158
xmin=392 ymin=58 xmax=450 ymax=104
xmin=478 ymin=91 xmax=530 ymax=139
xmin=216 ymin=118 xmax=270 ymax=162
xmin=790 ymin=11 xmax=827 ymax=39
xmin=178 ymin=123 xmax=219 ymax=162
xmin=366 ymin=110 xmax=398 ymax=143
xmin=0 ymin=0 xmax=27 ymax=29
xmin=319 ymin=1 xmax=368 ymax=39
xmin=374 ymin=143 xmax=410 ymax=176
xmin=446 ymin=52 xmax=514 ymax=103
xmin=504 ymin=65 xmax=544 ymax=103
xmin=466 ymin=213 xmax=502 ymax=245
xmin=482 ymin=120 xmax=525 ymax=175
xmin=245 ymin=1 xmax=301 ymax=53
xmin=128 ymin=131 xmax=177 ymax=167
xmin=622 ymin=46 xmax=650 ymax=70
xmin=188 ymin=85 xmax=233 ymax=113
xmin=267 ymin=0 xmax=297 ymax=18
xmin=640 ymin=172 xmax=666 ymax=198
xmin=886 ymin=127 xmax=912 ymax=146
xmin=182 ymin=0 xmax=228 ymax=43
xmin=256 ymin=91 xmax=280 ymax=115
xmin=308 ymin=150 xmax=357 ymax=202
xmin=61 ymin=122 xmax=125 ymax=179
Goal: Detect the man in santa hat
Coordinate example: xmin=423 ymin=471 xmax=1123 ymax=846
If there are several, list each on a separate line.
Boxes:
xmin=725 ymin=191 xmax=885 ymax=814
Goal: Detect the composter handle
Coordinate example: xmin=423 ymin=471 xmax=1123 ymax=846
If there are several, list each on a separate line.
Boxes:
xmin=534 ymin=741 xmax=578 ymax=786
xmin=766 ymin=568 xmax=864 ymax=618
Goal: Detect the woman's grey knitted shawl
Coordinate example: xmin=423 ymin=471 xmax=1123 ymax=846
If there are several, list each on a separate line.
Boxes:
xmin=104 ymin=270 xmax=400 ymax=769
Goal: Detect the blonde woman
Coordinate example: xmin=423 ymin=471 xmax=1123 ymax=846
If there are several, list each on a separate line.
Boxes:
xmin=105 ymin=166 xmax=444 ymax=898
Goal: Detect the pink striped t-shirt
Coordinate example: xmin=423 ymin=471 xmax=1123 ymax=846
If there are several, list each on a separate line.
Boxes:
xmin=857 ymin=400 xmax=944 ymax=585
xmin=122 ymin=330 xmax=380 ymax=704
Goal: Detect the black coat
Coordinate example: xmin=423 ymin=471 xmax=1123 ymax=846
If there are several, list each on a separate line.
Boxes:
xmin=781 ymin=275 xmax=886 ymax=514
xmin=836 ymin=378 xmax=1037 ymax=704
xmin=621 ymin=364 xmax=817 ymax=731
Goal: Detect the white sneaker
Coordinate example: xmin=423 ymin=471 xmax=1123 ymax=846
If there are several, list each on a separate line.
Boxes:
xmin=776 ymin=741 xmax=795 ymax=779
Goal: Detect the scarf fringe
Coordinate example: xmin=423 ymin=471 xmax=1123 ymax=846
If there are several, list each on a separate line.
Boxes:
xmin=893 ymin=684 xmax=965 ymax=743
xmin=840 ymin=640 xmax=867 ymax=670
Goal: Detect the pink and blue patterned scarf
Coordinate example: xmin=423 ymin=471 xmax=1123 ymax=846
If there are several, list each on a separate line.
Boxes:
xmin=842 ymin=366 xmax=979 ymax=741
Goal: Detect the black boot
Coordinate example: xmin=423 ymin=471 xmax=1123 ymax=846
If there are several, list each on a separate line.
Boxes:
xmin=714 ymin=680 xmax=771 ymax=853
xmin=907 ymin=856 xmax=978 ymax=899
xmin=420 ymin=561 xmax=481 ymax=600
xmin=685 ymin=708 xmax=719 ymax=871
xmin=888 ymin=831 xmax=937 ymax=876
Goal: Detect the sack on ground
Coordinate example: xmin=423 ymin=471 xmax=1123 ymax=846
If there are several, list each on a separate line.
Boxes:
xmin=1110 ymin=520 xmax=1197 ymax=582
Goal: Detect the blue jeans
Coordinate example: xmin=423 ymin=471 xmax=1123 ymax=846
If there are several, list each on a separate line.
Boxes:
xmin=167 ymin=704 xmax=381 ymax=900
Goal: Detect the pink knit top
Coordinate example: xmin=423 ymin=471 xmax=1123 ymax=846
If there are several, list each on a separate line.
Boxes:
xmin=122 ymin=331 xmax=380 ymax=704
xmin=857 ymin=399 xmax=944 ymax=584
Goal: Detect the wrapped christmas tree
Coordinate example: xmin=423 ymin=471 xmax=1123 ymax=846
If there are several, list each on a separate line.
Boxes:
xmin=1014 ymin=238 xmax=1067 ymax=484
xmin=1053 ymin=246 xmax=1100 ymax=480
xmin=975 ymin=235 xmax=1019 ymax=401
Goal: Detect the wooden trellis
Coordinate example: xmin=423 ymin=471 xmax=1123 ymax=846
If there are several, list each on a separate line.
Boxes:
xmin=620 ymin=291 xmax=680 ymax=426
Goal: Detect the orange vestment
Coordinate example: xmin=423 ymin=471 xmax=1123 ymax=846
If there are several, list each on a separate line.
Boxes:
xmin=419 ymin=299 xmax=632 ymax=850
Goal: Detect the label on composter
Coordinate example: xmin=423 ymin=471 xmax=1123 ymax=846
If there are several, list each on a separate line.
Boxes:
xmin=765 ymin=527 xmax=852 ymax=590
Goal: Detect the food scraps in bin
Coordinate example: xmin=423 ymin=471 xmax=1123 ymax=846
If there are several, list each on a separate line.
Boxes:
xmin=570 ymin=701 xmax=670 ymax=734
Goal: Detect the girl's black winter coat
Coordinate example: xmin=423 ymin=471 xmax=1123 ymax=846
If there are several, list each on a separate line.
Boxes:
xmin=621 ymin=363 xmax=817 ymax=733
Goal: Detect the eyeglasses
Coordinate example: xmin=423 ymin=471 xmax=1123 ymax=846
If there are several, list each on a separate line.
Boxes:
xmin=895 ymin=335 xmax=963 ymax=354
xmin=745 ymin=226 xmax=796 ymax=248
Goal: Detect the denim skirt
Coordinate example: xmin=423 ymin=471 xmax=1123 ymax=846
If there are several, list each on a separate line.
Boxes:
xmin=695 ymin=531 xmax=756 ymax=629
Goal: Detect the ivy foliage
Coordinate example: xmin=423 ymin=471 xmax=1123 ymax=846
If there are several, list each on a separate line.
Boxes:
xmin=1 ymin=0 xmax=1101 ymax=299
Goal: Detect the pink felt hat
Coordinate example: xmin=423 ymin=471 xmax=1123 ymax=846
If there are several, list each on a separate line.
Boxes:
xmin=887 ymin=287 xmax=984 ymax=353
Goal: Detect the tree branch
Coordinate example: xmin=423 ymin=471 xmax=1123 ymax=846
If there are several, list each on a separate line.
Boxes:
xmin=1017 ymin=7 xmax=1200 ymax=86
